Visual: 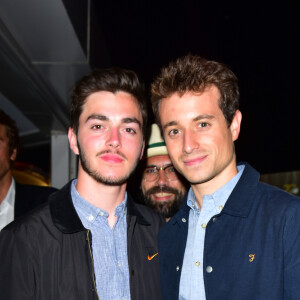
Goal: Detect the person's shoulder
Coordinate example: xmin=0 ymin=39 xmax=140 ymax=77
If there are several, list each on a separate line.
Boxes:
xmin=16 ymin=183 xmax=58 ymax=195
xmin=0 ymin=202 xmax=60 ymax=258
xmin=2 ymin=201 xmax=51 ymax=234
xmin=257 ymin=181 xmax=300 ymax=208
xmin=14 ymin=183 xmax=58 ymax=218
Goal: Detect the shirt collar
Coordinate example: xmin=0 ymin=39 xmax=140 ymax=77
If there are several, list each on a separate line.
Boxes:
xmin=187 ymin=165 xmax=245 ymax=212
xmin=71 ymin=179 xmax=127 ymax=224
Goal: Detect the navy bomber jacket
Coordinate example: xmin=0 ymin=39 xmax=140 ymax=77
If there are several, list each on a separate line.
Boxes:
xmin=158 ymin=162 xmax=300 ymax=300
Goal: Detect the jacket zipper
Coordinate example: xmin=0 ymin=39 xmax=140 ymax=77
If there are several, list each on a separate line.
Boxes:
xmin=86 ymin=230 xmax=100 ymax=300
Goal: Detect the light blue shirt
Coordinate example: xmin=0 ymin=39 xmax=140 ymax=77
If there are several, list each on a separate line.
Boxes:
xmin=71 ymin=180 xmax=130 ymax=300
xmin=179 ymin=165 xmax=245 ymax=300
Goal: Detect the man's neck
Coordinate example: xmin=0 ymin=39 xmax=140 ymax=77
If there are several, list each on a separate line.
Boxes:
xmin=192 ymin=161 xmax=238 ymax=209
xmin=75 ymin=171 xmax=127 ymax=228
xmin=0 ymin=172 xmax=13 ymax=204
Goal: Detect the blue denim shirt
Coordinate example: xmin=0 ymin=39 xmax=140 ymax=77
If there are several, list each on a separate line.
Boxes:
xmin=179 ymin=165 xmax=245 ymax=300
xmin=71 ymin=180 xmax=130 ymax=300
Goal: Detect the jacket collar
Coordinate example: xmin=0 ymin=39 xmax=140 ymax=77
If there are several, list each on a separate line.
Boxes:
xmin=49 ymin=181 xmax=149 ymax=233
xmin=168 ymin=196 xmax=190 ymax=227
xmin=221 ymin=162 xmax=259 ymax=218
xmin=169 ymin=162 xmax=260 ymax=225
xmin=49 ymin=181 xmax=84 ymax=233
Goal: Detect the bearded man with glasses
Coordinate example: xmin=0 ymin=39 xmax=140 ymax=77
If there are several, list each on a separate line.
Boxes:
xmin=141 ymin=124 xmax=188 ymax=221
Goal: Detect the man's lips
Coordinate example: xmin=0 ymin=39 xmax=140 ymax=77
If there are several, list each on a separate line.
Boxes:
xmin=183 ymin=155 xmax=207 ymax=166
xmin=100 ymin=154 xmax=124 ymax=163
xmin=145 ymin=186 xmax=179 ymax=202
xmin=152 ymin=192 xmax=174 ymax=201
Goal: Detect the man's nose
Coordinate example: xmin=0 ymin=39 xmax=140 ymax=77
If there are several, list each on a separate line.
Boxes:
xmin=157 ymin=168 xmax=168 ymax=186
xmin=106 ymin=127 xmax=121 ymax=148
xmin=183 ymin=129 xmax=199 ymax=154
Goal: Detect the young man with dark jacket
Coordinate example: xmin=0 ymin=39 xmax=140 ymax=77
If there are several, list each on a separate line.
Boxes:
xmin=0 ymin=68 xmax=164 ymax=300
xmin=151 ymin=54 xmax=300 ymax=300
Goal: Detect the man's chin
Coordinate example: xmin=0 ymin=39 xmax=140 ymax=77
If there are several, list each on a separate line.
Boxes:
xmin=95 ymin=175 xmax=129 ymax=186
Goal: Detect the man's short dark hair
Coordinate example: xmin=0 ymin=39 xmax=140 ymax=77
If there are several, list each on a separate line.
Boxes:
xmin=151 ymin=54 xmax=240 ymax=127
xmin=70 ymin=67 xmax=148 ymax=135
xmin=0 ymin=109 xmax=19 ymax=157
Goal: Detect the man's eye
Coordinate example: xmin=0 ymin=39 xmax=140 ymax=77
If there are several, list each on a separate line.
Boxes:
xmin=145 ymin=168 xmax=157 ymax=174
xmin=125 ymin=128 xmax=136 ymax=134
xmin=167 ymin=166 xmax=176 ymax=173
xmin=199 ymin=122 xmax=209 ymax=128
xmin=92 ymin=124 xmax=103 ymax=129
xmin=169 ymin=128 xmax=179 ymax=136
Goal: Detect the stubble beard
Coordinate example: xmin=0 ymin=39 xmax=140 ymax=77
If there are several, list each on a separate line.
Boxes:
xmin=77 ymin=141 xmax=141 ymax=186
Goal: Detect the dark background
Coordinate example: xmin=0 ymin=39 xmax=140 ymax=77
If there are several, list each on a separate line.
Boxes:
xmin=14 ymin=1 xmax=299 ymax=176
xmin=89 ymin=1 xmax=300 ymax=174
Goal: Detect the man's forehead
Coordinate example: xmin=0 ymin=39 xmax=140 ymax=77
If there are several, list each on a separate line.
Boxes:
xmin=147 ymin=155 xmax=172 ymax=165
xmin=81 ymin=91 xmax=142 ymax=122
xmin=159 ymin=87 xmax=222 ymax=122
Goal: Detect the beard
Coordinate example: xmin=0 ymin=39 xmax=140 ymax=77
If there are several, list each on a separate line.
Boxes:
xmin=77 ymin=141 xmax=141 ymax=186
xmin=143 ymin=185 xmax=185 ymax=219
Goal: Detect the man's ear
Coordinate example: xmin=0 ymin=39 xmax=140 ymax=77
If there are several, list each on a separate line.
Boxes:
xmin=139 ymin=140 xmax=145 ymax=160
xmin=68 ymin=127 xmax=79 ymax=155
xmin=10 ymin=148 xmax=17 ymax=162
xmin=230 ymin=110 xmax=242 ymax=142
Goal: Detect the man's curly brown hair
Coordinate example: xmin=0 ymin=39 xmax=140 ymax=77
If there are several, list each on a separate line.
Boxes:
xmin=151 ymin=54 xmax=239 ymax=127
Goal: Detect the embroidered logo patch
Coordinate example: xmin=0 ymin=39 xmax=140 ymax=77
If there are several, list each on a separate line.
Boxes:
xmin=249 ymin=254 xmax=255 ymax=262
xmin=148 ymin=253 xmax=158 ymax=260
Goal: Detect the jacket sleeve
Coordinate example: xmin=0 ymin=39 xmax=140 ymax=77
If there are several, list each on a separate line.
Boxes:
xmin=283 ymin=202 xmax=300 ymax=299
xmin=0 ymin=229 xmax=35 ymax=299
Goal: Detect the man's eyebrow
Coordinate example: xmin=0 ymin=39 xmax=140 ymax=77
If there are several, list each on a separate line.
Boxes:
xmin=163 ymin=115 xmax=215 ymax=130
xmin=122 ymin=117 xmax=142 ymax=129
xmin=85 ymin=114 xmax=108 ymax=123
xmin=193 ymin=114 xmax=215 ymax=122
xmin=163 ymin=121 xmax=178 ymax=130
xmin=85 ymin=115 xmax=142 ymax=129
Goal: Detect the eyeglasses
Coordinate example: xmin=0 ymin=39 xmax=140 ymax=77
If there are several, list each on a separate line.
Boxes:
xmin=143 ymin=165 xmax=180 ymax=182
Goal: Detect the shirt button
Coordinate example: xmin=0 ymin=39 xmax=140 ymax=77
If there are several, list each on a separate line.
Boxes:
xmin=182 ymin=218 xmax=186 ymax=223
xmin=100 ymin=212 xmax=104 ymax=216
xmin=88 ymin=215 xmax=94 ymax=221
xmin=195 ymin=261 xmax=200 ymax=267
xmin=176 ymin=266 xmax=180 ymax=271
xmin=219 ymin=205 xmax=223 ymax=211
xmin=201 ymin=223 xmax=207 ymax=228
xmin=117 ymin=262 xmax=121 ymax=267
xmin=206 ymin=266 xmax=213 ymax=273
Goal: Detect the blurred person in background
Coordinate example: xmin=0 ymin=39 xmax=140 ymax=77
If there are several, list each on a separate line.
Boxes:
xmin=141 ymin=123 xmax=188 ymax=221
xmin=0 ymin=109 xmax=57 ymax=231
